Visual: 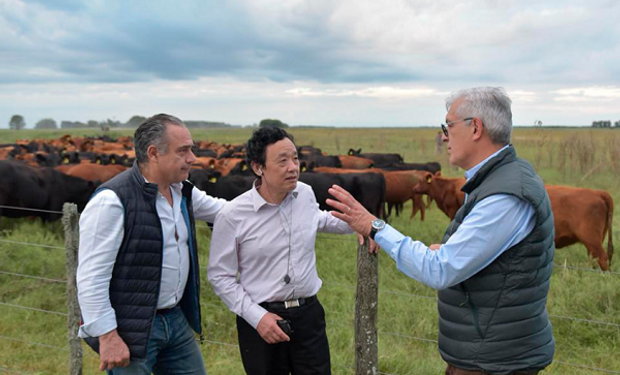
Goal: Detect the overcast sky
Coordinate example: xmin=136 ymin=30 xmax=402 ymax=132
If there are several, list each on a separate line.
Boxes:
xmin=1 ymin=0 xmax=619 ymax=128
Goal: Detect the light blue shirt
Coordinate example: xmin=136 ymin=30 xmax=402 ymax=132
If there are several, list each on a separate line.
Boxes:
xmin=375 ymin=145 xmax=535 ymax=290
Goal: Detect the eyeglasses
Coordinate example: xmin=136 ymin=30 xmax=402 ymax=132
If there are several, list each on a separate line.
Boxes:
xmin=441 ymin=118 xmax=474 ymax=137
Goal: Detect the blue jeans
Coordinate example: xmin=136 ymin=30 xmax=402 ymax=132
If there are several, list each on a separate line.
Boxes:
xmin=107 ymin=306 xmax=207 ymax=375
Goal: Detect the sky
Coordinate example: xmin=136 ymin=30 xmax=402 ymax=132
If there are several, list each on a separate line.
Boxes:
xmin=1 ymin=0 xmax=619 ymax=128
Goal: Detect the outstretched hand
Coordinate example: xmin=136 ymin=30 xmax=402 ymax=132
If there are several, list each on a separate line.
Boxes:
xmin=327 ymin=185 xmax=377 ymax=238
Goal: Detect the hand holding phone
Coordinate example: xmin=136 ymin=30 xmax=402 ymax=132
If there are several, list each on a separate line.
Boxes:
xmin=277 ymin=319 xmax=293 ymax=336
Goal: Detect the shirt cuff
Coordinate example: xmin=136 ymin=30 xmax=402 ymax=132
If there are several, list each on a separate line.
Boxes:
xmin=77 ymin=309 xmax=117 ymax=338
xmin=375 ymin=224 xmax=406 ymax=261
xmin=243 ymin=304 xmax=269 ymax=330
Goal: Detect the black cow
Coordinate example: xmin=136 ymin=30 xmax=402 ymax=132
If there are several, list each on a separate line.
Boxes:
xmin=379 ymin=161 xmax=441 ymax=174
xmin=348 ymin=148 xmax=404 ymax=167
xmin=0 ymin=161 xmax=98 ymax=221
xmin=189 ymin=170 xmax=254 ymax=200
xmin=300 ymin=172 xmax=385 ymax=217
xmin=299 ymin=153 xmax=342 ymax=168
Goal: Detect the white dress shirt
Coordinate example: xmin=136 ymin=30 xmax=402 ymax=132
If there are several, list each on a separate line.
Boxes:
xmin=208 ymin=180 xmax=353 ymax=329
xmin=77 ymin=180 xmax=227 ymax=338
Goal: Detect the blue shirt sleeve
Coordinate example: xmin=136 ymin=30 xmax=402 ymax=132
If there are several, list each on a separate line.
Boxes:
xmin=374 ymin=194 xmax=535 ymax=290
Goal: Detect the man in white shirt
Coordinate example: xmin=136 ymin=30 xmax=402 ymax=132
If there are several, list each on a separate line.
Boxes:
xmin=77 ymin=114 xmax=227 ymax=374
xmin=208 ymin=127 xmax=357 ymax=375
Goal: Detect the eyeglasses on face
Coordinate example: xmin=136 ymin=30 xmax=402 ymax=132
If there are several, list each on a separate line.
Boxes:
xmin=441 ymin=117 xmax=474 ymax=137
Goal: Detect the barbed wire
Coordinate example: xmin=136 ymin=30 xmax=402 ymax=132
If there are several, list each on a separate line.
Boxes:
xmin=0 ymin=302 xmax=67 ymax=316
xmin=0 ymin=239 xmax=64 ymax=250
xmin=0 ymin=205 xmax=64 ymax=215
xmin=0 ymin=270 xmax=65 ymax=283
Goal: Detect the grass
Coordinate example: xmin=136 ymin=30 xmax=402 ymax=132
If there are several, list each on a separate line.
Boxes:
xmin=1 ymin=127 xmax=620 ymax=374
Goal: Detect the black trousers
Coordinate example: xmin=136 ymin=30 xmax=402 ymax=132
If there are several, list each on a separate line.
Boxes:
xmin=236 ymin=297 xmax=331 ymax=375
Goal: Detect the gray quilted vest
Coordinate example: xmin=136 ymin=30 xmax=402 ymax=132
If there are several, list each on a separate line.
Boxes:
xmin=83 ymin=163 xmax=203 ymax=360
xmin=438 ymin=146 xmax=555 ymax=374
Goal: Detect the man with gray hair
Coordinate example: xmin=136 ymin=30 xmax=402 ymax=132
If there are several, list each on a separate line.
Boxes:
xmin=77 ymin=114 xmax=227 ymax=374
xmin=326 ymin=87 xmax=555 ymax=374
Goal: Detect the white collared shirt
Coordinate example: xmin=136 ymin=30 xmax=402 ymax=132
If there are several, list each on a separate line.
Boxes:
xmin=207 ymin=181 xmax=353 ymax=329
xmin=77 ymin=180 xmax=227 ymax=338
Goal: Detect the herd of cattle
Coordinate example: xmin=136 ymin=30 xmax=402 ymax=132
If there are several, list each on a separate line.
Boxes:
xmin=0 ymin=135 xmax=614 ymax=271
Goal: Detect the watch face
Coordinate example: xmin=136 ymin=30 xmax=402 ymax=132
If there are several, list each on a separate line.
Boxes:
xmin=372 ymin=219 xmax=386 ymax=230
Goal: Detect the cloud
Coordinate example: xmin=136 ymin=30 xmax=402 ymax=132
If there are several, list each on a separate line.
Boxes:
xmin=0 ymin=0 xmax=618 ymax=86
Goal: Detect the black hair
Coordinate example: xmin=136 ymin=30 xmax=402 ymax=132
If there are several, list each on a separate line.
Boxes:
xmin=246 ymin=127 xmax=295 ymax=167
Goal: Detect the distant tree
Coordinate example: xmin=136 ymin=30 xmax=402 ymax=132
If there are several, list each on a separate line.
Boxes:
xmin=534 ymin=120 xmax=543 ymax=127
xmin=9 ymin=114 xmax=26 ymax=130
xmin=87 ymin=120 xmax=99 ymax=128
xmin=35 ymin=118 xmax=57 ymax=129
xmin=126 ymin=115 xmax=147 ymax=128
xmin=592 ymin=120 xmax=612 ymax=128
xmin=259 ymin=119 xmax=288 ymax=128
xmin=615 ymin=120 xmax=620 ymax=128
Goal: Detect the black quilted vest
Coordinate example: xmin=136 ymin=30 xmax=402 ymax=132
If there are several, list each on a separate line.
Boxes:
xmin=438 ymin=146 xmax=555 ymax=374
xmin=83 ymin=163 xmax=202 ymax=359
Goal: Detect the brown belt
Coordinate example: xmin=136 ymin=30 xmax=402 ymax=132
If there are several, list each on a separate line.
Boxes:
xmin=446 ymin=364 xmax=539 ymax=375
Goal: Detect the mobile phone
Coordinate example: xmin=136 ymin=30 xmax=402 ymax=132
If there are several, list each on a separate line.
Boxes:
xmin=277 ymin=319 xmax=293 ymax=336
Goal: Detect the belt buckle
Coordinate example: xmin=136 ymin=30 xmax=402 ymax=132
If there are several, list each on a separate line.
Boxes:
xmin=284 ymin=299 xmax=300 ymax=309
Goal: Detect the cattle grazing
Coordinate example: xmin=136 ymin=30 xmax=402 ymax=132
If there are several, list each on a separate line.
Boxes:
xmin=338 ymin=155 xmax=374 ymax=169
xmin=546 ymin=185 xmax=614 ymax=271
xmin=55 ymin=164 xmax=127 ymax=183
xmin=0 ymin=161 xmax=97 ymax=221
xmin=348 ymin=148 xmax=404 ymax=167
xmin=300 ymin=172 xmax=386 ymax=217
xmin=413 ymin=172 xmax=615 ymax=271
xmin=380 ymin=161 xmax=442 ymax=174
xmin=412 ymin=172 xmax=466 ymax=220
xmin=190 ymin=170 xmax=254 ymax=200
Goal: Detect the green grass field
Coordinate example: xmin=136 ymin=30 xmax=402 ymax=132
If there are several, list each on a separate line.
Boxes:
xmin=1 ymin=127 xmax=619 ymax=374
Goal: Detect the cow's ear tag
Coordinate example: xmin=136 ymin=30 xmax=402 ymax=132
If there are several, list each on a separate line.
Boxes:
xmin=348 ymin=150 xmax=353 ymax=156
xmin=63 ymin=157 xmax=69 ymax=164
xmin=242 ymin=164 xmax=247 ymax=171
xmin=96 ymin=159 xmax=101 ymax=164
xmin=426 ymin=176 xmax=432 ymax=184
xmin=209 ymin=177 xmax=217 ymax=183
xmin=301 ymin=166 xmax=307 ymax=172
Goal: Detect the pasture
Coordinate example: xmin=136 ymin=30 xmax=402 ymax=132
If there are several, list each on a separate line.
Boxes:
xmin=0 ymin=127 xmax=619 ymax=374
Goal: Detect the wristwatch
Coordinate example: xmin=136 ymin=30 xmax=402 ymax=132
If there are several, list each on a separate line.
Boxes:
xmin=369 ymin=218 xmax=386 ymax=240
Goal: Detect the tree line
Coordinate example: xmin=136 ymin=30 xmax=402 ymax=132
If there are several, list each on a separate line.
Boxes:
xmin=592 ymin=120 xmax=620 ymax=128
xmin=8 ymin=115 xmax=233 ymax=130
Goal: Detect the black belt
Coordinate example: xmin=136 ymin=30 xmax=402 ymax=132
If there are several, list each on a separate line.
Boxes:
xmin=260 ymin=295 xmax=316 ymax=310
xmin=156 ymin=306 xmax=176 ymax=315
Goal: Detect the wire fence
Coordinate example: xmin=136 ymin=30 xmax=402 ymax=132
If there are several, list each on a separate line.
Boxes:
xmin=1 ymin=204 xmax=620 ymax=374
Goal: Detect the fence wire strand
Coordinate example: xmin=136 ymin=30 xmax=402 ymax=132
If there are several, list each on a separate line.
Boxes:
xmin=0 ymin=334 xmax=67 ymax=351
xmin=0 ymin=239 xmax=64 ymax=250
xmin=0 ymin=302 xmax=67 ymax=316
xmin=0 ymin=270 xmax=65 ymax=283
xmin=0 ymin=205 xmax=63 ymax=215
xmin=0 ymin=366 xmax=33 ymax=375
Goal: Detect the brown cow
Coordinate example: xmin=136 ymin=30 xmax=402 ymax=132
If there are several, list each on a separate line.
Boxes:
xmin=414 ymin=172 xmax=615 ymax=271
xmin=337 ymin=155 xmax=374 ymax=169
xmin=192 ymin=156 xmax=217 ymax=170
xmin=215 ymin=158 xmax=248 ymax=176
xmin=56 ymin=164 xmax=127 ymax=183
xmin=546 ymin=185 xmax=614 ymax=271
xmin=412 ymin=172 xmax=466 ymax=220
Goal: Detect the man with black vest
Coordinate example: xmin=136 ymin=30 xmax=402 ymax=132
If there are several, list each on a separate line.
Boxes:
xmin=326 ymin=87 xmax=555 ymax=375
xmin=77 ymin=114 xmax=227 ymax=374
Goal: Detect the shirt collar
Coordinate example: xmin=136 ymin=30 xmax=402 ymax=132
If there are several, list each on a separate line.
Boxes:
xmin=464 ymin=144 xmax=510 ymax=181
xmin=142 ymin=174 xmax=183 ymax=191
xmin=250 ymin=179 xmax=299 ymax=212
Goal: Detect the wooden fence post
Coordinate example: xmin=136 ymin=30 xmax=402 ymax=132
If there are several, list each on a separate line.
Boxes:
xmin=355 ymin=237 xmax=378 ymax=375
xmin=63 ymin=203 xmax=82 ymax=375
